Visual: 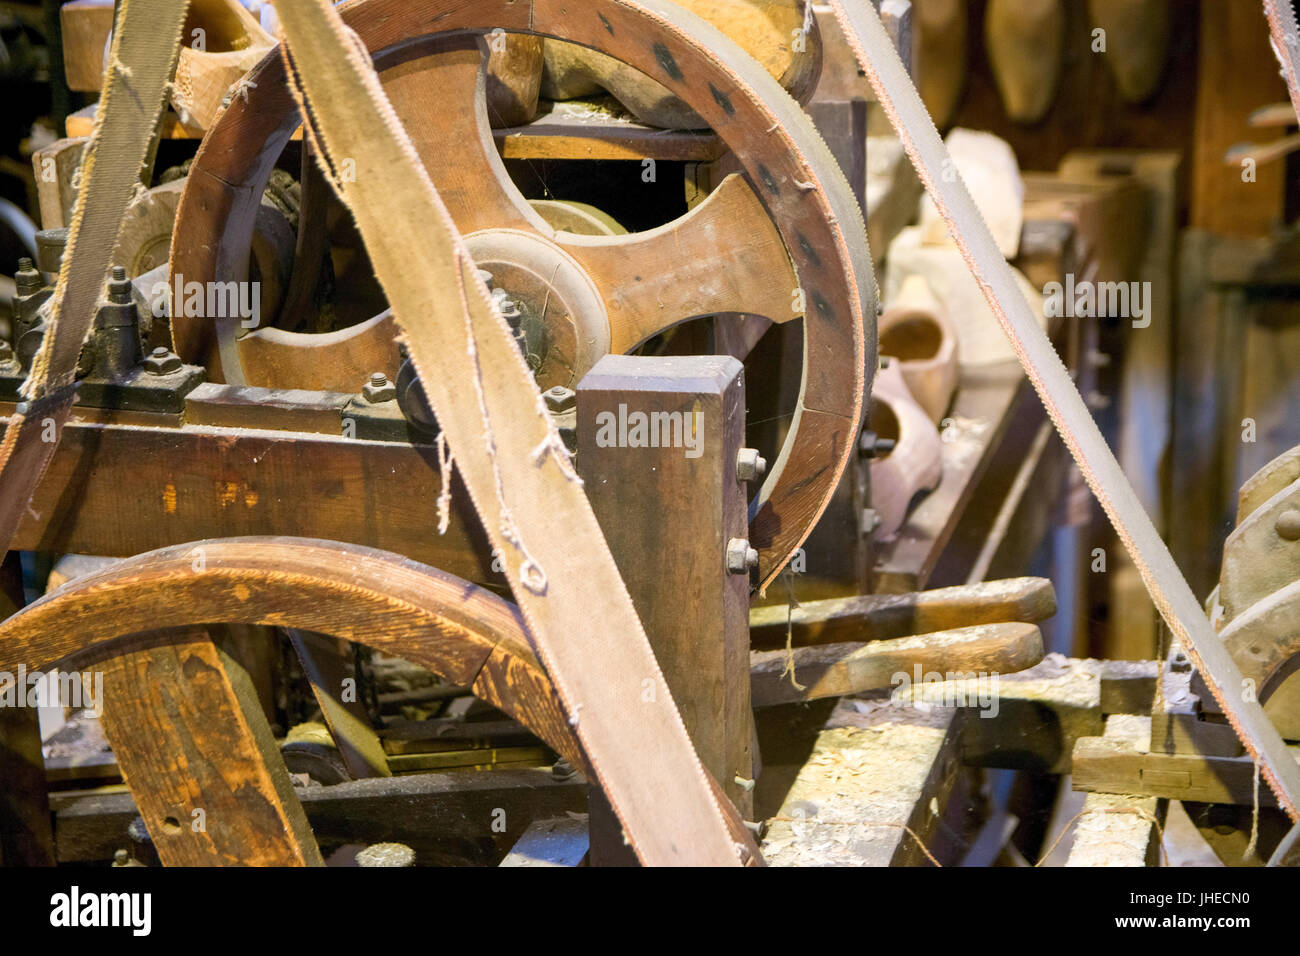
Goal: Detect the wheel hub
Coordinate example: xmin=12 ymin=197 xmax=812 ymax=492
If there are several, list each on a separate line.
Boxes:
xmin=463 ymin=229 xmax=609 ymax=390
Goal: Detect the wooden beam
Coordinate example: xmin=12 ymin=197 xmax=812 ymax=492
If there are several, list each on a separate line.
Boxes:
xmin=286 ymin=630 xmax=391 ymax=779
xmin=51 ymin=768 xmax=587 ymax=864
xmin=761 ymin=700 xmax=973 ymax=866
xmin=578 ymin=354 xmax=756 ymax=862
xmin=1065 ymin=716 xmax=1165 ymax=867
xmin=1073 ymin=715 xmax=1300 ymax=806
xmin=96 ymin=629 xmax=323 ymax=866
xmin=1 ymin=413 xmax=494 ymax=585
xmin=1191 ymin=1 xmax=1289 ymax=236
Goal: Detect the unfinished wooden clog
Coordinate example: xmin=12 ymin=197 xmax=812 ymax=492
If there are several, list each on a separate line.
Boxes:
xmin=879 ymin=274 xmax=958 ymax=424
xmin=171 ymin=0 xmax=275 ymax=132
xmin=913 ymin=0 xmax=968 ymax=129
xmin=1088 ymin=0 xmax=1170 ymax=104
xmin=985 ymin=0 xmax=1065 ymax=124
xmin=869 ymin=360 xmax=944 ymax=543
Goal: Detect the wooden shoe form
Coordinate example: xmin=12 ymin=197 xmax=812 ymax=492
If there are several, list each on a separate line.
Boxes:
xmin=869 ymin=361 xmax=944 ymax=543
xmin=879 ymin=274 xmax=959 ymax=425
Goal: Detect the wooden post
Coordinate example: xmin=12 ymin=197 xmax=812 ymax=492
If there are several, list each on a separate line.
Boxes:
xmin=578 ymin=354 xmax=755 ymax=864
xmin=0 ymin=553 xmax=56 ymax=866
xmin=97 ymin=629 xmax=323 ymax=866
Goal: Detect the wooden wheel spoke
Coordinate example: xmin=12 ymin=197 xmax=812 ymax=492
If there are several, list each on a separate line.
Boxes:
xmin=555 ymin=174 xmax=799 ymax=353
xmin=99 ymin=628 xmax=322 ymax=866
xmin=377 ymin=37 xmax=549 ymax=237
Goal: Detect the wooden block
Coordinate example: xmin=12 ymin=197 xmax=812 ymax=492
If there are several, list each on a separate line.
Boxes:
xmin=1065 ymin=715 xmax=1164 ymax=868
xmin=579 ymin=354 xmax=755 ymax=862
xmin=31 ymin=138 xmax=87 ymax=231
xmin=96 ymin=629 xmax=323 ymax=866
xmin=60 ymin=1 xmax=114 ymax=93
xmin=0 ymin=413 xmax=494 ymax=586
xmin=752 ymin=577 xmax=1057 ymax=649
xmin=1072 ymin=715 xmax=1300 ymax=806
xmin=761 ymin=699 xmax=972 ymax=866
xmin=750 ymin=622 xmax=1045 ymax=708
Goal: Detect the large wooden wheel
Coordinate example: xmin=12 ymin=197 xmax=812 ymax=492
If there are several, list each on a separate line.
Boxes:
xmin=0 ymin=538 xmax=579 ymax=864
xmin=168 ymin=0 xmax=876 ymax=588
xmin=1 ymin=537 xmax=758 ymax=865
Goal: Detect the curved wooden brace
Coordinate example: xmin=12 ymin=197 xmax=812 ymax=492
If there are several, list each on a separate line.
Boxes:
xmin=0 ymin=536 xmax=585 ymax=773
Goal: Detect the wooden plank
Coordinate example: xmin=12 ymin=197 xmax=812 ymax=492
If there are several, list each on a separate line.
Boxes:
xmin=286 ymin=630 xmax=391 ymax=780
xmin=761 ymin=700 xmax=972 ymax=866
xmin=493 ymin=100 xmax=723 ymax=161
xmin=96 ymin=629 xmax=323 ymax=866
xmin=60 ymin=0 xmax=115 ymax=93
xmin=750 ymin=622 xmax=1044 ymax=708
xmin=578 ymin=355 xmax=755 ymax=864
xmin=1191 ymin=1 xmax=1289 ymax=236
xmin=0 ymin=414 xmax=495 ymax=585
xmin=51 ymin=769 xmax=588 ymax=864
xmin=750 ymin=576 xmax=1057 ymax=650
xmin=1073 ymin=715 xmax=1300 ymax=806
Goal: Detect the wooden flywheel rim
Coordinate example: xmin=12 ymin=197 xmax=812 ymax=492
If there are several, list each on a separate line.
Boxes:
xmin=169 ymin=0 xmax=876 ymax=588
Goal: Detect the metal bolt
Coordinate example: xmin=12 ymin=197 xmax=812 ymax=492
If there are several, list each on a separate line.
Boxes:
xmin=143 ymin=346 xmax=183 ymax=376
xmin=544 ymin=385 xmax=576 ymax=413
xmin=14 ymin=257 xmax=41 ymax=296
xmin=362 ymin=371 xmax=397 ymax=404
xmin=736 ymin=448 xmax=767 ymax=482
xmin=552 ymin=757 xmax=579 ymax=781
xmin=726 ymin=538 xmax=759 ymax=575
xmin=1277 ymin=510 xmax=1300 ymax=541
xmin=107 ymin=265 xmax=132 ymax=304
xmin=859 ymin=430 xmax=896 ymax=458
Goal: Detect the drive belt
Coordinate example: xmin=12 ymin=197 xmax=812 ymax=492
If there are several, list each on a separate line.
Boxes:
xmin=828 ymin=0 xmax=1300 ymax=821
xmin=0 ymin=0 xmax=191 ymax=550
xmin=269 ymin=0 xmax=748 ymax=866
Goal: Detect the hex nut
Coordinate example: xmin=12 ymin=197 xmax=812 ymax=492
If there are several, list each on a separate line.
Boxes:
xmin=363 ymin=372 xmax=397 ymax=404
xmin=544 ymin=385 xmax=576 ymax=413
xmin=726 ymin=538 xmax=759 ymax=575
xmin=736 ymin=448 xmax=767 ymax=482
xmin=143 ymin=347 xmax=182 ymax=375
